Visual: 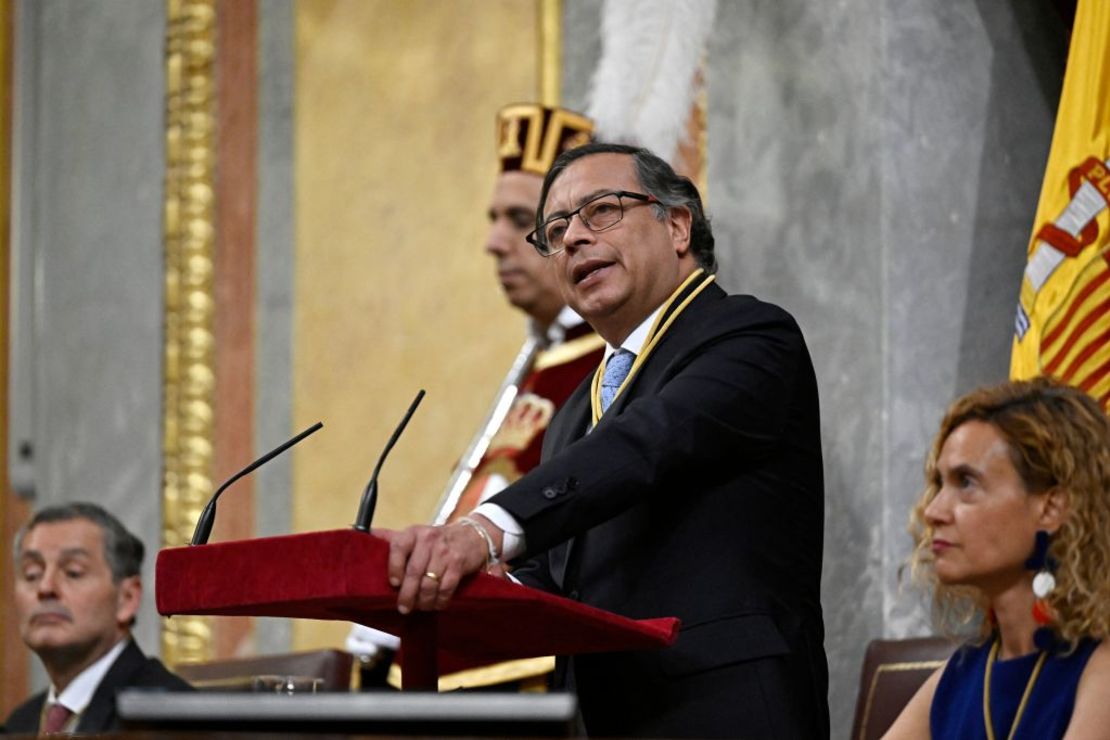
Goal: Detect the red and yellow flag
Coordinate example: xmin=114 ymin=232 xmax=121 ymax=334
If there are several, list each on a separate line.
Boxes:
xmin=1011 ymin=0 xmax=1110 ymax=410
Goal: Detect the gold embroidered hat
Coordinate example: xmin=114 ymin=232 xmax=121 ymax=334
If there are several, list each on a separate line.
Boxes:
xmin=496 ymin=104 xmax=593 ymax=175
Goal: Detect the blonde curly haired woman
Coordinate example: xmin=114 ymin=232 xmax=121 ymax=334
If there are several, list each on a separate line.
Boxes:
xmin=885 ymin=377 xmax=1110 ymax=739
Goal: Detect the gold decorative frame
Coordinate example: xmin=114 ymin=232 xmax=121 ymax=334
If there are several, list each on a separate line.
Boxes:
xmin=538 ymin=0 xmax=561 ymax=106
xmin=161 ymin=0 xmax=216 ymax=666
xmin=159 ymin=0 xmax=563 ymax=664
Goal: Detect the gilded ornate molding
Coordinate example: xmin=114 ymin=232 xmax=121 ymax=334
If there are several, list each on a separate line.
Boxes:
xmin=538 ymin=0 xmax=561 ymax=106
xmin=161 ymin=0 xmax=216 ymax=666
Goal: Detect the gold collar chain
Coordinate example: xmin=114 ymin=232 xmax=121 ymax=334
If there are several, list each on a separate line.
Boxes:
xmin=589 ymin=269 xmax=716 ymax=425
xmin=982 ymin=638 xmax=1048 ymax=740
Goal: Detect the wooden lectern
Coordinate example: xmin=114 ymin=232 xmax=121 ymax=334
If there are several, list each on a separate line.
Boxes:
xmin=157 ymin=529 xmax=679 ymax=691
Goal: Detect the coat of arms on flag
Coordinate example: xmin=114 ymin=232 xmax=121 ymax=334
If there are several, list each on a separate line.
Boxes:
xmin=1011 ymin=0 xmax=1110 ymax=411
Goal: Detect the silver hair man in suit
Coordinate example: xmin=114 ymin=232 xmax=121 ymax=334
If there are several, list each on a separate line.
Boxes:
xmin=6 ymin=502 xmax=191 ymax=734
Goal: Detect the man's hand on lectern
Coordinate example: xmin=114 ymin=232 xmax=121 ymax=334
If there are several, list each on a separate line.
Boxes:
xmin=381 ymin=519 xmax=495 ymax=614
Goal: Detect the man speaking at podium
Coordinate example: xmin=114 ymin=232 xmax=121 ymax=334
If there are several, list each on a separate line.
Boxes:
xmin=385 ymin=142 xmax=828 ymax=738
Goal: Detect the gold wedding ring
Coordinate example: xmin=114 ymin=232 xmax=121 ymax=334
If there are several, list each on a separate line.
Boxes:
xmin=424 ymin=571 xmax=440 ymax=582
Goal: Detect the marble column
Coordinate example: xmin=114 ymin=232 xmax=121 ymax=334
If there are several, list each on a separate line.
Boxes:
xmin=10 ymin=0 xmax=167 ymax=680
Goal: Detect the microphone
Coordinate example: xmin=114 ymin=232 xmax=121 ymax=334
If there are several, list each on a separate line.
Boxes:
xmin=190 ymin=422 xmax=324 ymax=546
xmin=353 ymin=390 xmax=425 ymax=533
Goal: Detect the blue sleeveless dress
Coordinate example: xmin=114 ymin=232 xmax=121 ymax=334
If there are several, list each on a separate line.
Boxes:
xmin=930 ymin=637 xmax=1099 ymax=739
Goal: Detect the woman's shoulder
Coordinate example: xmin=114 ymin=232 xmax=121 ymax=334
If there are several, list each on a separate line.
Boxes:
xmin=1066 ymin=639 xmax=1110 ymax=737
xmin=1074 ymin=638 xmax=1109 ymax=683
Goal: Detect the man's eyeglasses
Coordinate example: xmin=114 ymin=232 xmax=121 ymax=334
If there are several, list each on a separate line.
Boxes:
xmin=526 ymin=191 xmax=657 ymax=256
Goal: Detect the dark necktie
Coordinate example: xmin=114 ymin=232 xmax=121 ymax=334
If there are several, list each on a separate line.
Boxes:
xmin=601 ymin=349 xmax=635 ymax=413
xmin=43 ymin=702 xmax=73 ymax=734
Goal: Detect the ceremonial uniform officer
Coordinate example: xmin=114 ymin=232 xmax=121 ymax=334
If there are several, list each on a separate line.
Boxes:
xmin=439 ymin=104 xmax=603 ymax=524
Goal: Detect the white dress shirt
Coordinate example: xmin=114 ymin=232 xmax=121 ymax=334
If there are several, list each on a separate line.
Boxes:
xmin=45 ymin=636 xmax=129 ymax=723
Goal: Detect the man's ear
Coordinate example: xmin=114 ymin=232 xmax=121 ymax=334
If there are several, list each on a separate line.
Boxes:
xmin=1036 ymin=488 xmax=1069 ymax=534
xmin=115 ymin=575 xmax=142 ymax=626
xmin=667 ymin=206 xmax=693 ymax=257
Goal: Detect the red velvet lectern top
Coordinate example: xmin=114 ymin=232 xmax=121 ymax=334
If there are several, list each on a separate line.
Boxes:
xmin=157 ymin=529 xmax=679 ymax=677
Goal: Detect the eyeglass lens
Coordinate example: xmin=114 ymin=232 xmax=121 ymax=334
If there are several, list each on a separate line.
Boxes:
xmin=543 ymin=193 xmax=627 ymax=253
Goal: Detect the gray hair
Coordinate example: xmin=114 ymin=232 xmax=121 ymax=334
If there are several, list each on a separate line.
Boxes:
xmin=14 ymin=501 xmax=144 ymax=583
xmin=537 ymin=142 xmax=717 ymax=272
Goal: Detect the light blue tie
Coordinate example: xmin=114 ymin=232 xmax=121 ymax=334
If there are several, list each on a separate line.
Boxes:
xmin=601 ymin=349 xmax=635 ymax=413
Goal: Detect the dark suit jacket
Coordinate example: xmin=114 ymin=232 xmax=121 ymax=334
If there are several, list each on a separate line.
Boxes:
xmin=492 ymin=281 xmax=829 ymax=738
xmin=5 ymin=639 xmax=193 ymax=735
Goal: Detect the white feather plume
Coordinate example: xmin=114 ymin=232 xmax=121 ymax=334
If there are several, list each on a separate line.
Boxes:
xmin=586 ymin=0 xmax=717 ymax=164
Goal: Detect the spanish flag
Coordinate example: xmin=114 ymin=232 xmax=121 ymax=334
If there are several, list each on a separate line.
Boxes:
xmin=1011 ymin=0 xmax=1110 ymax=410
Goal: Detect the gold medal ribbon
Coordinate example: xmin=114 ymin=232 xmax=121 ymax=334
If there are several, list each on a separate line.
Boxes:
xmin=982 ymin=638 xmax=1047 ymax=740
xmin=589 ymin=268 xmax=716 ymax=425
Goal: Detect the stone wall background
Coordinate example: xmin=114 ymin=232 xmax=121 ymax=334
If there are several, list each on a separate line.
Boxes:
xmin=9 ymin=1 xmax=167 ymax=690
